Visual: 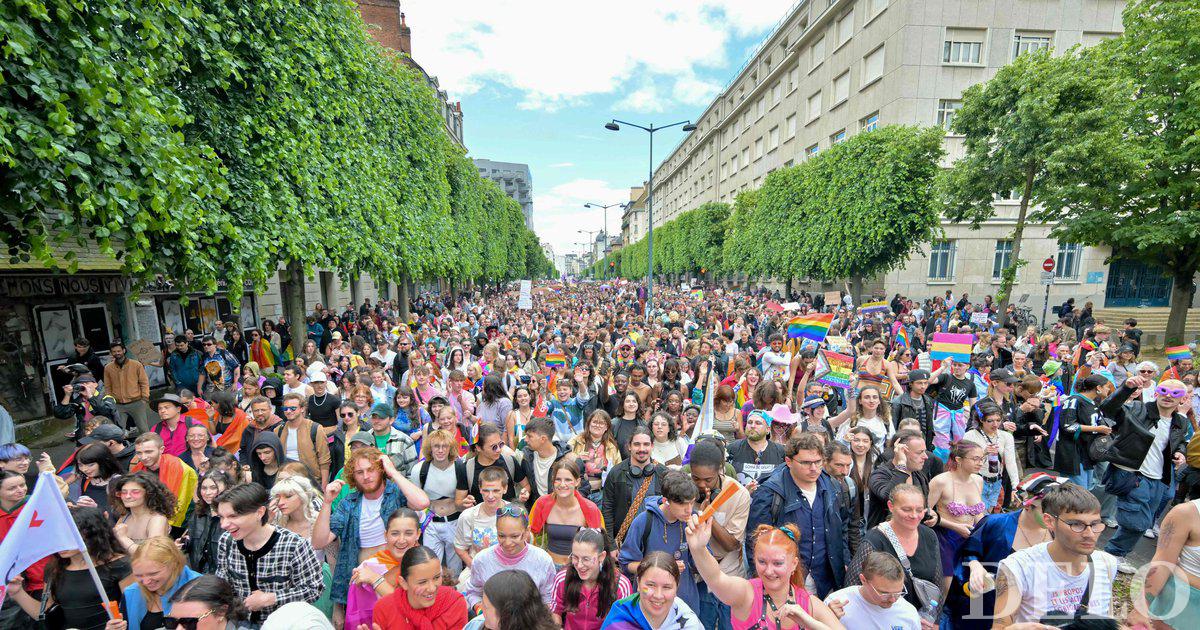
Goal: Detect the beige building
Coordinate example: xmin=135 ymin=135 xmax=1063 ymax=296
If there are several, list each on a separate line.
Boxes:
xmin=643 ymin=0 xmax=1173 ymax=312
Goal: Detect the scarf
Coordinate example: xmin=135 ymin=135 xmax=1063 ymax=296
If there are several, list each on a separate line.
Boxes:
xmin=214 ymin=408 xmax=251 ymax=454
xmin=132 ymin=454 xmax=196 ymax=527
xmin=250 ymin=338 xmax=275 ymax=369
xmin=372 ymin=548 xmax=402 ymax=572
xmin=388 ymin=587 xmax=468 ymax=630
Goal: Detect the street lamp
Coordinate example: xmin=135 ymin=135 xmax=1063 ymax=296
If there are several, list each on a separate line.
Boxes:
xmin=604 ymin=119 xmax=696 ymax=319
xmin=577 ymin=229 xmax=602 ymax=279
xmin=583 ymin=201 xmax=626 ymax=277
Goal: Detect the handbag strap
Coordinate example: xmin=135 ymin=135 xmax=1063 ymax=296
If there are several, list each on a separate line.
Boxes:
xmin=1075 ymin=554 xmax=1095 ymax=618
xmin=617 ymin=473 xmax=654 ymax=545
xmin=878 ymin=522 xmax=915 ymax=574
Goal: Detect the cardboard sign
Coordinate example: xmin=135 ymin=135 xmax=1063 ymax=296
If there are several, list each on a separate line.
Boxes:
xmin=824 ymin=291 xmax=842 ymax=306
xmin=817 ymin=350 xmax=854 ymax=389
xmin=970 ymin=312 xmax=989 ymax=325
xmin=127 ymin=339 xmax=160 ymax=366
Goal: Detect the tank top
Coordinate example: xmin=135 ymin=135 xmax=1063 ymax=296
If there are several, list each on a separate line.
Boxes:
xmin=1179 ymin=500 xmax=1200 ymax=577
xmin=731 ymin=578 xmax=812 ymax=630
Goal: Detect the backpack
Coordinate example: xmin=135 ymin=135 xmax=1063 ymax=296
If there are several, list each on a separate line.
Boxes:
xmin=460 ymin=454 xmax=518 ymax=492
xmin=419 ymin=459 xmax=467 ymax=487
xmin=274 ymin=420 xmax=322 ymax=449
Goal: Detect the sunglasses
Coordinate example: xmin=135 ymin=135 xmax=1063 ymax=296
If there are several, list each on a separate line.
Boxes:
xmin=281 ymin=406 xmax=299 ymax=412
xmin=1156 ymin=385 xmax=1187 ymax=399
xmin=339 ymin=411 xmax=358 ymax=417
xmin=164 ymin=609 xmax=214 ymax=630
xmin=497 ymin=505 xmax=528 ymax=520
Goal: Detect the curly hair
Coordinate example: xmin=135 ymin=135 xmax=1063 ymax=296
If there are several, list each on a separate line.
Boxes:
xmin=270 ymin=475 xmax=321 ymax=527
xmin=108 ymin=471 xmax=176 ymax=520
xmin=343 ymin=447 xmax=385 ymax=494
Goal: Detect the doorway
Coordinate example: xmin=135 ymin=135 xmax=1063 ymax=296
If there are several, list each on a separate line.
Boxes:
xmin=1105 ymin=259 xmax=1172 ymax=307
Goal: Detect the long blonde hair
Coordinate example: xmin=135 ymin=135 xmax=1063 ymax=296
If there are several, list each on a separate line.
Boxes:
xmin=132 ymin=536 xmax=186 ymax=609
xmin=269 ymin=476 xmax=321 ymax=526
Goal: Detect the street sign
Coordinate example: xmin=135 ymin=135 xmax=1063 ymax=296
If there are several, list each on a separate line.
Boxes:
xmin=1042 ymin=257 xmax=1056 ymax=272
xmin=1040 ymin=271 xmax=1055 ymax=286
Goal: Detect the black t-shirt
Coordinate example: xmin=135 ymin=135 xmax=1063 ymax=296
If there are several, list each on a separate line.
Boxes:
xmin=932 ymin=373 xmax=977 ymax=409
xmin=727 ymin=438 xmax=785 ymax=485
xmin=613 ymin=417 xmax=644 ymax=460
xmin=307 ymin=393 xmax=341 ymax=428
xmin=861 ymin=526 xmax=941 ymax=611
xmin=459 ymin=456 xmax=526 ymax=503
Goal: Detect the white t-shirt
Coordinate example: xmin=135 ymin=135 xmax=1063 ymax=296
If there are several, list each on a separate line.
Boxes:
xmin=798 ymin=485 xmax=818 ymax=507
xmin=1137 ymin=416 xmax=1172 ymax=480
xmin=825 ymin=586 xmax=920 ymax=630
xmin=998 ymin=542 xmax=1117 ymax=623
xmin=285 ymin=429 xmax=300 ymax=462
xmin=358 ymin=494 xmax=387 ymax=547
xmin=454 ymin=504 xmax=499 ymax=553
xmin=532 ymin=452 xmax=555 ymax=497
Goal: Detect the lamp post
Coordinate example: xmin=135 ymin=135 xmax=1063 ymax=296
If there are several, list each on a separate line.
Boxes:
xmin=604 ymin=119 xmax=695 ymax=319
xmin=583 ymin=202 xmax=625 ymax=273
xmin=577 ymin=229 xmax=602 ymax=279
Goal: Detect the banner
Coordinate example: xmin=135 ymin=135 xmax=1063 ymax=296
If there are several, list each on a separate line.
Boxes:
xmin=817 ymin=350 xmax=855 ymax=390
xmin=0 ymin=472 xmax=86 ymax=588
xmin=517 ymin=280 xmax=532 ymax=310
xmin=860 ymin=301 xmax=889 ymax=315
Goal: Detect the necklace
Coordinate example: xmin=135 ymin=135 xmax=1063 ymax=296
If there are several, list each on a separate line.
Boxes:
xmin=312 ymin=393 xmax=329 ymax=406
xmin=1015 ymin=524 xmax=1049 ymax=549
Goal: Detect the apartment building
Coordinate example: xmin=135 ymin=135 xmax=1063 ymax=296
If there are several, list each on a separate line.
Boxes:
xmin=644 ymin=0 xmax=1161 ymax=308
xmin=474 ymin=159 xmax=535 ymax=229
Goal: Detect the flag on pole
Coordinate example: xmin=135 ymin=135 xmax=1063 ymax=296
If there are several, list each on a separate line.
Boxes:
xmin=691 ymin=363 xmax=719 ymax=441
xmin=860 ymin=301 xmax=890 ymax=315
xmin=892 ymin=321 xmax=910 ymax=348
xmin=0 ymin=472 xmax=86 ymax=588
xmin=785 ymin=313 xmax=834 ymax=344
xmin=1166 ymin=346 xmax=1192 ymax=361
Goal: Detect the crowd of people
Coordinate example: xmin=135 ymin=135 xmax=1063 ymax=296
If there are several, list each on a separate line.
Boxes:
xmin=1 ymin=281 xmax=1198 ymax=630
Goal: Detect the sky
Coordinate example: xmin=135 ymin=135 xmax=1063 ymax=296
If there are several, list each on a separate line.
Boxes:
xmin=402 ymin=0 xmax=798 ymax=259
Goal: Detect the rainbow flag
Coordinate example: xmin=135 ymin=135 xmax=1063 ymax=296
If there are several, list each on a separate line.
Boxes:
xmin=817 ymin=350 xmax=855 ymax=389
xmin=1080 ymin=339 xmax=1096 ymax=352
xmin=860 ymin=301 xmax=890 ymax=315
xmin=545 ymin=353 xmax=567 ymax=369
xmin=786 ymin=313 xmax=834 ymax=344
xmin=690 ymin=289 xmax=704 ymax=300
xmin=930 ymin=332 xmax=974 ymax=362
xmin=1160 ymin=366 xmax=1180 ymax=384
xmin=894 ymin=326 xmax=910 ymax=348
xmin=1166 ymin=346 xmax=1192 ymax=361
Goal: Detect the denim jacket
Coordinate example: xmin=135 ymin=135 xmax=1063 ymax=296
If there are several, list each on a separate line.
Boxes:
xmin=328 ymin=480 xmax=406 ymax=603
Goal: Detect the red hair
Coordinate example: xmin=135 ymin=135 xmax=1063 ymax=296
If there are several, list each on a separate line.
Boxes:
xmin=752 ymin=524 xmax=805 ymax=588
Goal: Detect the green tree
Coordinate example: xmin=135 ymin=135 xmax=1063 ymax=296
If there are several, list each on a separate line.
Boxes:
xmin=940 ymin=48 xmax=1125 ymax=323
xmin=761 ymin=126 xmax=945 ymax=300
xmin=1031 ymin=1 xmax=1200 ymax=344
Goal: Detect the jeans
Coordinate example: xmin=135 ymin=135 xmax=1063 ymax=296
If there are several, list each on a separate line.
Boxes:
xmin=116 ymin=400 xmax=153 ymax=433
xmin=1104 ymin=468 xmax=1170 ymax=558
xmin=1068 ymin=466 xmax=1095 ymax=491
xmin=982 ymin=477 xmax=1004 ymax=509
xmin=1093 ymin=461 xmax=1118 ymax=521
xmin=699 ymin=588 xmax=732 ymax=630
xmin=426 ymin=519 xmax=462 ymax=575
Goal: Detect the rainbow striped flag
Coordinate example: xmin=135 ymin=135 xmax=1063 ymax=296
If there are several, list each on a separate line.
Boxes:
xmin=1166 ymin=345 xmax=1192 ymax=361
xmin=860 ymin=301 xmax=890 ymax=315
xmin=1080 ymin=339 xmax=1096 ymax=352
xmin=930 ymin=332 xmax=974 ymax=362
xmin=894 ymin=326 xmax=910 ymax=348
xmin=786 ymin=313 xmax=834 ymax=343
xmin=690 ymin=289 xmax=704 ymax=300
xmin=545 ymin=353 xmax=567 ymax=369
xmin=1160 ymin=366 xmax=1180 ymax=384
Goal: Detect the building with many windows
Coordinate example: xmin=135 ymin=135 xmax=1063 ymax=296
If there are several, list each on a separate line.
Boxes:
xmin=640 ymin=0 xmax=1187 ymax=311
xmin=474 ymin=159 xmax=534 ymax=229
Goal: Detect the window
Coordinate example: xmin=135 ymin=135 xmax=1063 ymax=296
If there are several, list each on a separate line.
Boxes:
xmin=806 ymin=144 xmax=820 ymax=158
xmin=863 ymin=46 xmax=885 ymax=85
xmin=860 ymin=112 xmax=879 ymax=131
xmin=943 ymin=28 xmax=985 ymax=64
xmin=772 ymin=83 xmax=782 ymax=105
xmin=786 ymin=114 xmax=798 ymax=138
xmin=937 ymin=99 xmax=963 ymax=131
xmin=807 ymin=91 xmax=822 ymax=122
xmin=831 ymin=129 xmax=847 ymax=144
xmin=729 ymin=157 xmax=738 ymax=174
xmin=928 ymin=241 xmax=956 ymax=281
xmin=741 ymin=148 xmax=750 ymax=168
xmin=768 ymin=126 xmax=780 ymax=150
xmin=1082 ymin=31 xmax=1119 ymax=47
xmin=833 ymin=71 xmax=850 ymax=105
xmin=788 ymin=68 xmax=798 ymax=92
xmin=992 ymin=240 xmax=1014 ymax=280
xmin=754 ymin=137 xmax=764 ymax=159
xmin=1013 ymin=33 xmax=1052 ymax=59
xmin=757 ymin=97 xmax=766 ymax=119
xmin=811 ymin=37 xmax=826 ymax=71
xmin=1056 ymin=242 xmax=1083 ymax=280
xmin=836 ymin=10 xmax=854 ymax=47
xmin=869 ymin=0 xmax=888 ymax=17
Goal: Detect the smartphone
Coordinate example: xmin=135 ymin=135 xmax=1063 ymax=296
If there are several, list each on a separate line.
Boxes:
xmin=519 ymin=375 xmax=532 ymax=385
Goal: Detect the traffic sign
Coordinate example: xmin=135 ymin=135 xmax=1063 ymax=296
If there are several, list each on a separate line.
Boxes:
xmin=1040 ymin=271 xmax=1055 ymax=285
xmin=1042 ymin=257 xmax=1056 ymax=272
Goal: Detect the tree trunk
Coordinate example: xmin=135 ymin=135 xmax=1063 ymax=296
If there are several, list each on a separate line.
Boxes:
xmin=398 ymin=274 xmax=411 ymax=323
xmin=785 ymin=277 xmax=793 ymax=300
xmin=851 ymin=274 xmax=864 ymax=306
xmin=283 ymin=260 xmax=307 ymax=358
xmin=998 ymin=165 xmax=1037 ymax=329
xmin=1166 ymin=269 xmax=1196 ymax=345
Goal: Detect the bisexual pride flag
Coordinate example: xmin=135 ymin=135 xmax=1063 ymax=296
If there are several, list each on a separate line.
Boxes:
xmin=930 ymin=332 xmax=973 ymax=363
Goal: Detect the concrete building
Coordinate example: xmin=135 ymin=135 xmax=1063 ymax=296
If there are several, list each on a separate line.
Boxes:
xmin=622 ymin=186 xmax=648 ymax=248
xmin=641 ymin=0 xmax=1193 ymax=314
xmin=474 ymin=159 xmax=534 ymax=228
xmin=355 ymin=1 xmax=464 ymax=147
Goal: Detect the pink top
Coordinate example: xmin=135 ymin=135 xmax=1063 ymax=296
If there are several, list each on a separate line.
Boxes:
xmin=731 ymin=578 xmax=812 ymax=630
xmin=552 ymin=569 xmax=633 ymax=630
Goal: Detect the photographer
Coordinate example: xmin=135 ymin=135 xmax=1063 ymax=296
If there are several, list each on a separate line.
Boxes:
xmin=53 ymin=373 xmax=116 ymax=444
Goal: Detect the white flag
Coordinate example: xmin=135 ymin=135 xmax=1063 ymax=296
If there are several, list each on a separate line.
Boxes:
xmin=0 ymin=472 xmax=86 ymax=586
xmin=691 ymin=364 xmax=719 ymax=441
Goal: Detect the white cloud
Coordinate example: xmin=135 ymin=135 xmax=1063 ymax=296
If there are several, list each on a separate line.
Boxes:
xmin=617 ymin=82 xmax=666 ymax=113
xmin=672 ymin=74 xmax=723 ymax=106
xmin=401 ymin=0 xmax=795 ymax=110
xmin=548 ymin=162 xmax=575 ymax=168
xmin=533 ymin=178 xmax=631 ymax=254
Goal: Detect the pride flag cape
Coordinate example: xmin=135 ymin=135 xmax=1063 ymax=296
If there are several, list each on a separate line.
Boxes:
xmin=785 ymin=312 xmax=834 ymax=344
xmin=1166 ymin=346 xmax=1193 ymax=361
xmin=930 ymin=332 xmax=973 ymax=362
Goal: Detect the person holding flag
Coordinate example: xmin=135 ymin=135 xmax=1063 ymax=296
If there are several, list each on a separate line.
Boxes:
xmin=130 ymin=433 xmax=197 ymax=532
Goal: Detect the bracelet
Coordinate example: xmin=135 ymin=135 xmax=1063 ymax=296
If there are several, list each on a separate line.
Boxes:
xmin=373 ymin=576 xmax=387 ymax=589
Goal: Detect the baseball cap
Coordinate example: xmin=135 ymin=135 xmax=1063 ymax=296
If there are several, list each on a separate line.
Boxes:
xmin=71 ymin=374 xmax=97 ymax=385
xmin=80 ymin=423 xmax=126 ymax=444
xmin=331 ymin=331 xmax=342 ymax=340
xmin=800 ymin=395 xmax=826 ymax=410
xmin=370 ymin=403 xmax=393 ymax=418
xmin=991 ymin=368 xmax=1019 ymax=385
xmin=309 ymin=372 xmax=328 ymax=383
xmin=349 ymin=431 xmax=375 ymax=446
xmin=907 ymin=369 xmax=931 ymax=383
xmin=1017 ymin=472 xmax=1066 ymax=502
